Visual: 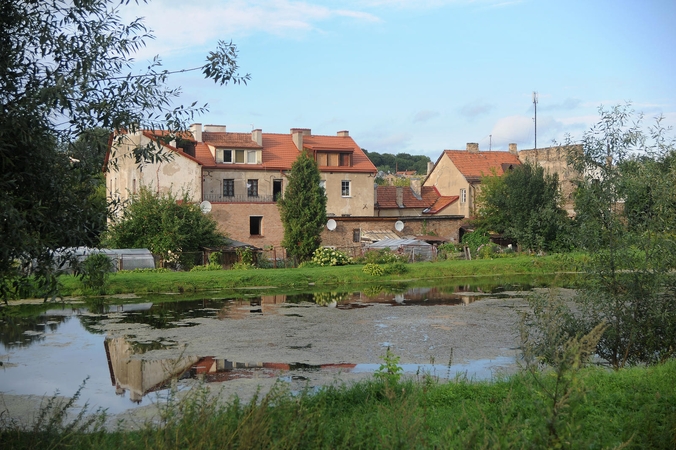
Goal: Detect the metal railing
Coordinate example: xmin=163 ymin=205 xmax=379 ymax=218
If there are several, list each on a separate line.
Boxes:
xmin=203 ymin=193 xmax=276 ymax=203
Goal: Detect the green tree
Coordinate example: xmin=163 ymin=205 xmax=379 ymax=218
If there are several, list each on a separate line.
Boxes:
xmin=567 ymin=104 xmax=676 ymax=367
xmin=278 ymin=151 xmax=328 ymax=262
xmin=105 ymin=187 xmax=226 ymax=268
xmin=0 ymin=0 xmax=247 ymax=301
xmin=477 ymin=162 xmax=572 ymax=252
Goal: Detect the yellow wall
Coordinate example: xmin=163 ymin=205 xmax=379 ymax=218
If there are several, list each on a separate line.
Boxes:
xmin=423 ymin=155 xmax=471 ymax=217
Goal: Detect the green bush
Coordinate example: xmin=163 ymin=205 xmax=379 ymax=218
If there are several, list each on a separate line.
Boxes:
xmin=190 ymin=263 xmax=221 ymax=272
xmin=312 ymin=247 xmax=351 ymax=266
xmin=363 ymin=263 xmax=384 ymax=276
xmin=356 ymin=248 xmax=406 ymax=264
xmin=78 ymin=253 xmax=113 ymax=295
xmin=383 ymin=261 xmax=408 ymax=275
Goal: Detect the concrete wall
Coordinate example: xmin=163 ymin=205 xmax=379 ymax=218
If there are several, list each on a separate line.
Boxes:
xmin=322 ymin=172 xmax=375 ymax=217
xmin=107 ymin=133 xmax=202 ymax=207
xmin=518 ymin=145 xmax=580 ymax=215
xmin=320 ymin=216 xmax=464 ymax=248
xmin=203 ymin=169 xmax=285 ymax=201
xmin=423 ymin=155 xmax=471 ymax=217
xmin=376 ymin=208 xmax=427 ymax=217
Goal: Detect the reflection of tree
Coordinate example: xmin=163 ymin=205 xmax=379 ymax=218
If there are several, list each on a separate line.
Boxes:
xmin=313 ymin=292 xmax=350 ymax=306
xmin=0 ymin=314 xmax=68 ymax=349
xmin=105 ymin=335 xmax=198 ymax=403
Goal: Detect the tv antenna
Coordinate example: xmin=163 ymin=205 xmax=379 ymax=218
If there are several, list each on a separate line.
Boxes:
xmin=532 ymin=91 xmax=538 ymax=149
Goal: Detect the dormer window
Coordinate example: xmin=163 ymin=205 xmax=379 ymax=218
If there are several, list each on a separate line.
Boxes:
xmin=218 ymin=149 xmax=261 ymax=164
xmin=315 ymin=150 xmax=353 ymax=167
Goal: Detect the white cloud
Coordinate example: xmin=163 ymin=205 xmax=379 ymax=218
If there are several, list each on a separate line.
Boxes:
xmin=489 ymin=115 xmax=533 ymax=147
xmin=358 ymin=0 xmax=519 ymax=8
xmin=459 ymin=101 xmax=494 ymax=119
xmin=413 ymin=110 xmax=440 ymax=123
xmin=119 ymin=0 xmax=380 ymax=59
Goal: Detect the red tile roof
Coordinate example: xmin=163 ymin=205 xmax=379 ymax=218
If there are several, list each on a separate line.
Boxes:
xmin=443 ymin=150 xmax=521 ymax=182
xmin=375 ymin=185 xmax=458 ymax=214
xmin=202 ymin=132 xmax=262 ymax=149
xmin=192 ymin=131 xmax=376 ymax=173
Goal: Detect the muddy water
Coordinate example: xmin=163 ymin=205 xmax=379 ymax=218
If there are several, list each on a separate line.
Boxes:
xmin=0 ymin=280 xmax=570 ymax=425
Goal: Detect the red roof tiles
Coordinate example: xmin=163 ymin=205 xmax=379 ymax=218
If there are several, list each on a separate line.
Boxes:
xmin=375 ymin=185 xmax=458 ymax=214
xmin=443 ymin=150 xmax=521 ymax=181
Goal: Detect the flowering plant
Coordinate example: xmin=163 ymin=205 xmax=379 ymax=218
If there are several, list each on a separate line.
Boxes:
xmin=311 ymin=247 xmax=351 ymax=266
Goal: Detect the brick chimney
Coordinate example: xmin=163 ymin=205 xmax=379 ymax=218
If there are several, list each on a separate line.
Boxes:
xmin=337 ymin=130 xmax=349 ymax=137
xmin=190 ymin=123 xmax=202 ymax=142
xmin=252 ymin=129 xmax=262 ymax=146
xmin=509 ymin=143 xmax=518 ymax=155
xmin=466 ymin=142 xmax=479 ymax=153
xmin=291 ymin=128 xmax=311 ymax=151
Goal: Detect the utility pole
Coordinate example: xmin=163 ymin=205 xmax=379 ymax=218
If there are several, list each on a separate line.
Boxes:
xmin=533 ymin=91 xmax=538 ymax=150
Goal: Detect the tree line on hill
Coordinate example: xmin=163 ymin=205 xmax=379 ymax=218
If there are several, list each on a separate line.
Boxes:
xmin=363 ymin=150 xmax=432 ymax=175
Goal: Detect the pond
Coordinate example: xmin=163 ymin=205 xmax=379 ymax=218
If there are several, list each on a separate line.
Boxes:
xmin=0 ymin=276 xmax=569 ymax=417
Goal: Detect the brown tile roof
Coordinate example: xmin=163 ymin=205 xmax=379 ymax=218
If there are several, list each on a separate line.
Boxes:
xmin=202 ymin=132 xmax=262 ymax=149
xmin=375 ymin=185 xmax=457 ymax=214
xmin=443 ymin=150 xmax=521 ymax=182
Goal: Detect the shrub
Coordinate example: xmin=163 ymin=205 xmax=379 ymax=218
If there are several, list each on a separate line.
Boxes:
xmin=312 ymin=247 xmax=351 ymax=266
xmin=190 ymin=264 xmax=221 ymax=272
xmin=363 ymin=263 xmax=384 ymax=276
xmin=78 ymin=253 xmax=113 ymax=295
xmin=357 ymin=249 xmax=406 ymax=264
xmin=383 ymin=261 xmax=408 ymax=275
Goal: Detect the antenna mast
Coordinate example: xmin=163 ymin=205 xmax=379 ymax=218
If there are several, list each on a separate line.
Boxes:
xmin=533 ymin=91 xmax=538 ymax=149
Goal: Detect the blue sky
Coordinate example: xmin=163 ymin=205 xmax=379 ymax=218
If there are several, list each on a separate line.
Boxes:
xmin=121 ymin=0 xmax=676 ymax=158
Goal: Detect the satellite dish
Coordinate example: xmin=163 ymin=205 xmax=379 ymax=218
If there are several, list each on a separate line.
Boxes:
xmin=200 ymin=201 xmax=212 ymax=214
xmin=394 ymin=220 xmax=404 ymax=232
xmin=326 ymin=219 xmax=337 ymax=231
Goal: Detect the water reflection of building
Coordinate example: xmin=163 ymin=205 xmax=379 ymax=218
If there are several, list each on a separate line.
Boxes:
xmin=217 ymin=295 xmax=286 ymax=319
xmin=104 ymin=336 xmax=199 ymax=403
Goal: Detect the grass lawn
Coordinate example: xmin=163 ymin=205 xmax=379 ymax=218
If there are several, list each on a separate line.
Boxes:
xmin=53 ymin=253 xmax=584 ymax=298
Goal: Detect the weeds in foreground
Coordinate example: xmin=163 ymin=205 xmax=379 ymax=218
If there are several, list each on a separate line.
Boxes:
xmin=2 ymin=358 xmax=674 ymax=449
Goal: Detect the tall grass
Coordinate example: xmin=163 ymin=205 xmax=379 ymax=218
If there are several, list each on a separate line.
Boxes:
xmin=2 ymin=359 xmax=674 ymax=449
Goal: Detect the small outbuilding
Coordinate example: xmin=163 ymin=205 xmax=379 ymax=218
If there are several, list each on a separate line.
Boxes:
xmin=366 ymin=238 xmax=435 ymax=262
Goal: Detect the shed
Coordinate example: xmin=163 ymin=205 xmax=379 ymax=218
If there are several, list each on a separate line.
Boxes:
xmin=366 ymin=238 xmax=435 ymax=262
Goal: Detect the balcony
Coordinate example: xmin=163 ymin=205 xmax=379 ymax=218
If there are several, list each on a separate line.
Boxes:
xmin=203 ymin=193 xmax=277 ymax=203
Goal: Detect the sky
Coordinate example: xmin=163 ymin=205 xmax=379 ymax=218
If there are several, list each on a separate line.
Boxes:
xmin=120 ymin=0 xmax=676 ymax=159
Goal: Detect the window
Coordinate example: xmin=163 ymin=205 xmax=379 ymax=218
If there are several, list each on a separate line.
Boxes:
xmin=223 ymin=179 xmax=234 ymax=197
xmin=319 ymin=180 xmax=326 ymax=192
xmin=222 ymin=150 xmax=233 ymax=163
xmin=316 ymin=153 xmax=328 ymax=166
xmin=132 ymin=178 xmax=136 ymax=194
xmin=352 ymin=229 xmax=361 ymax=243
xmin=247 ymin=179 xmax=258 ymax=197
xmin=273 ymin=179 xmax=283 ymax=201
xmin=246 ymin=150 xmax=257 ymax=164
xmin=235 ymin=149 xmax=245 ymax=163
xmin=460 ymin=188 xmax=467 ymax=203
xmin=341 ymin=180 xmax=351 ymax=197
xmin=250 ymin=216 xmax=262 ymax=236
xmin=339 ymin=153 xmax=351 ymax=167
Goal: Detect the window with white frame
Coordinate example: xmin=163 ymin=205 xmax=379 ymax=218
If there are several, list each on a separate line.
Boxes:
xmin=319 ymin=179 xmax=326 ymax=192
xmin=460 ymin=188 xmax=467 ymax=203
xmin=341 ymin=180 xmax=351 ymax=197
xmin=246 ymin=150 xmax=257 ymax=164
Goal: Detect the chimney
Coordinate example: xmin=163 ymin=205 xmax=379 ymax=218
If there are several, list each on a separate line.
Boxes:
xmin=252 ymin=129 xmax=262 ymax=146
xmin=337 ymin=130 xmax=349 ymax=137
xmin=426 ymin=161 xmax=434 ymax=175
xmin=509 ymin=143 xmax=518 ymax=155
xmin=204 ymin=124 xmax=226 ymax=133
xmin=410 ymin=179 xmax=421 ymax=198
xmin=466 ymin=142 xmax=479 ymax=153
xmin=396 ymin=186 xmax=404 ymax=208
xmin=190 ymin=123 xmax=202 ymax=142
xmin=291 ymin=128 xmax=310 ymax=150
